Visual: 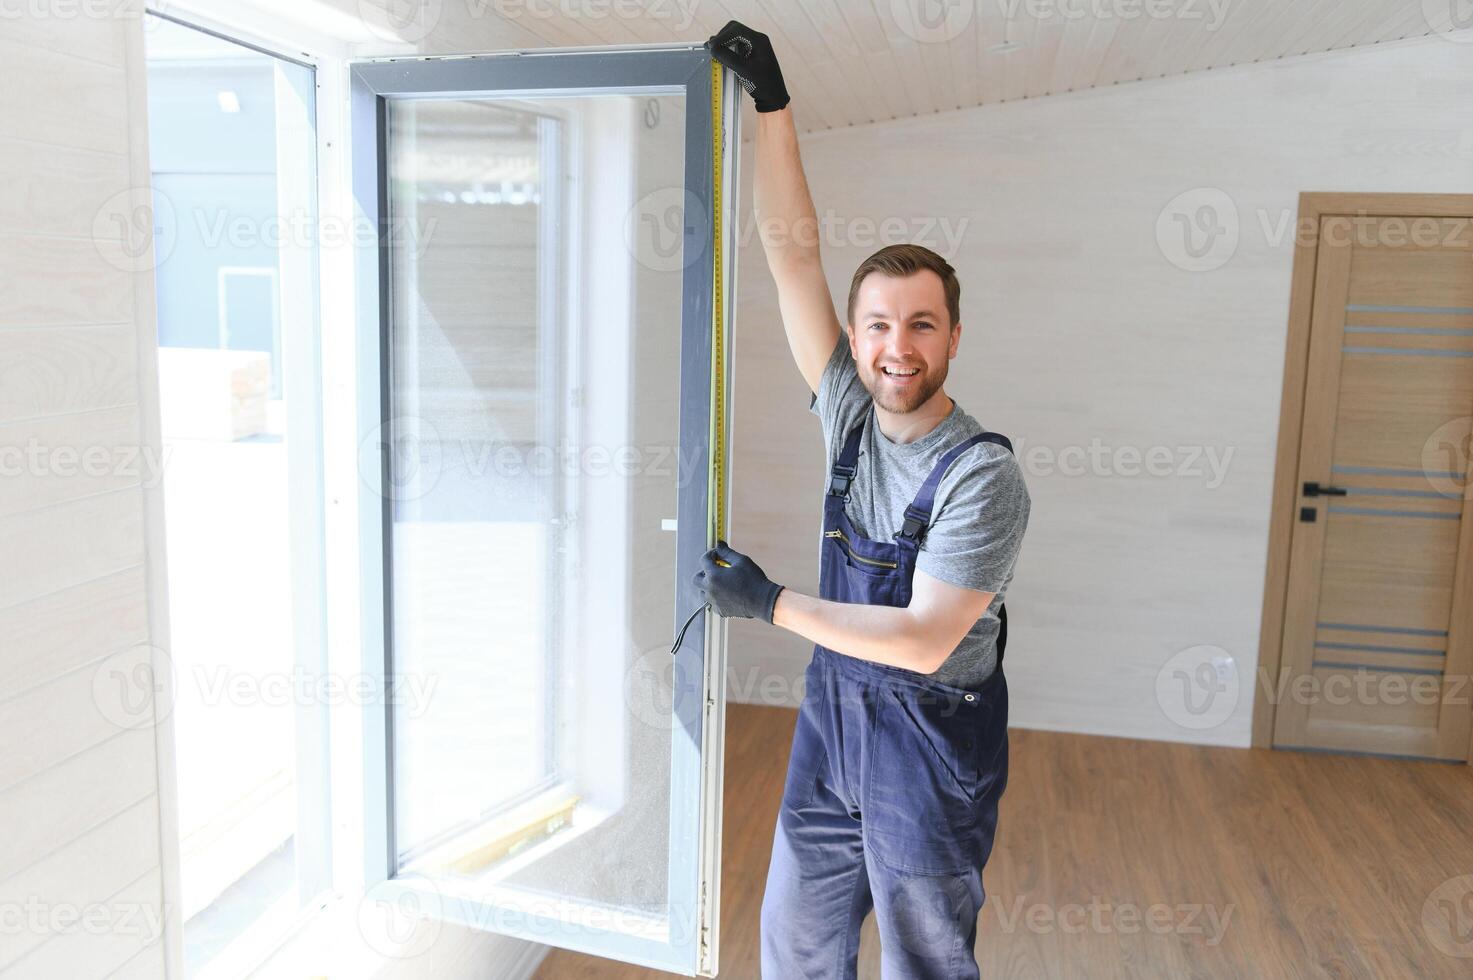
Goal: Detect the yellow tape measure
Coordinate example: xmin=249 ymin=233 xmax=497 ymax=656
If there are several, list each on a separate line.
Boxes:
xmin=708 ymin=58 xmax=727 ymax=550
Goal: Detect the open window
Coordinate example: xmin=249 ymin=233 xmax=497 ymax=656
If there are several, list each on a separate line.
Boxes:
xmin=350 ymin=47 xmax=738 ymax=976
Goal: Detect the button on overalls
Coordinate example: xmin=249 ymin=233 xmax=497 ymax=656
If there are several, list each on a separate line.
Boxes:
xmin=760 ymin=415 xmax=1013 ymax=980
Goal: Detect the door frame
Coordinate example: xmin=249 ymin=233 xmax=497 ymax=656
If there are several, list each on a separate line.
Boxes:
xmin=1252 ymin=192 xmax=1473 ymax=756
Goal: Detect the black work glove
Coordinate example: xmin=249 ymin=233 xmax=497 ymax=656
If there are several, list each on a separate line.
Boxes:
xmin=704 ymin=20 xmax=790 ymax=113
xmin=694 ymin=540 xmax=785 ymax=624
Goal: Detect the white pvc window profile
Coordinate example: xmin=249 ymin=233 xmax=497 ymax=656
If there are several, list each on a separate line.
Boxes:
xmin=350 ymin=46 xmax=739 ymax=977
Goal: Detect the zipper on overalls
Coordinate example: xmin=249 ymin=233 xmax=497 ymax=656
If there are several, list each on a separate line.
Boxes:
xmin=824 ymin=527 xmax=899 ymax=569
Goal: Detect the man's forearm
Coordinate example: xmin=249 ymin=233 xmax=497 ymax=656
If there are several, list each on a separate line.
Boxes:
xmin=754 ymin=107 xmax=822 ymax=264
xmin=771 ymin=588 xmax=938 ymax=674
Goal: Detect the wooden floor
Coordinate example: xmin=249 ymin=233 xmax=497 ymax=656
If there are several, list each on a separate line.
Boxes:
xmin=536 ymin=702 xmax=1473 ymax=979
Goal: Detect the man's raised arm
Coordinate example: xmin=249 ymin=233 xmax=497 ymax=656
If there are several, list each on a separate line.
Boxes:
xmin=706 ymin=21 xmax=842 ymax=397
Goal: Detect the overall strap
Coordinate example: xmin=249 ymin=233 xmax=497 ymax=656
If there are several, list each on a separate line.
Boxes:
xmin=895 ymin=431 xmax=1013 ymax=544
xmin=827 ymin=420 xmax=866 ymax=499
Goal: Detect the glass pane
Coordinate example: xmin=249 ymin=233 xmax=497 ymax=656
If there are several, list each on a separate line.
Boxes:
xmin=142 ymin=14 xmax=324 ymax=978
xmin=386 ymin=90 xmax=690 ymax=925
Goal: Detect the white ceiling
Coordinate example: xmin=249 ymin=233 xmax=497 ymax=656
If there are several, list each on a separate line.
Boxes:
xmin=354 ymin=0 xmax=1466 ymax=133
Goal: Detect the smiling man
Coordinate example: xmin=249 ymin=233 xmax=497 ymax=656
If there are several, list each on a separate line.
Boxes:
xmin=692 ymin=19 xmax=1032 ymax=980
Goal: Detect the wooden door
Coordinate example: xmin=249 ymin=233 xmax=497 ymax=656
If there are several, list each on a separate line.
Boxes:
xmin=1272 ymin=211 xmax=1473 ymax=760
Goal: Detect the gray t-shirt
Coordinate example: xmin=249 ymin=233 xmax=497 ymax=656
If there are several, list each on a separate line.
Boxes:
xmin=808 ymin=331 xmax=1030 ymax=688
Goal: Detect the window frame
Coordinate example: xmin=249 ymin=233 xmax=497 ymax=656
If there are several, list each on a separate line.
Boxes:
xmin=349 ymin=46 xmax=736 ymax=976
xmin=138 ymin=6 xmax=337 ymax=978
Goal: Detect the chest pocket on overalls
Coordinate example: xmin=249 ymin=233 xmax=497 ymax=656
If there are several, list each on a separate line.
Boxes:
xmin=819 ymin=414 xmax=1015 ymax=657
xmin=823 ymin=525 xmax=900 ymax=574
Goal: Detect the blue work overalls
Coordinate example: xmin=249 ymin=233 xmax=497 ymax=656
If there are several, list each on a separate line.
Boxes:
xmin=760 ymin=417 xmax=1013 ymax=979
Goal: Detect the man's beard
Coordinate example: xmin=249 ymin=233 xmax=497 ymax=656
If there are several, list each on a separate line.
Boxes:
xmin=861 ymin=360 xmax=947 ymax=414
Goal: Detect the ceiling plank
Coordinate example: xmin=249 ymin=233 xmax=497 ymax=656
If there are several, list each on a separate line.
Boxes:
xmin=838 ymin=0 xmax=917 ymax=123
xmin=946 ymin=11 xmax=981 ymax=111
xmin=1272 ymin=0 xmax=1366 ymax=60
xmin=1130 ymin=0 xmax=1238 ymax=82
xmin=754 ymin=0 xmax=860 ymax=129
xmin=1067 ymin=8 xmax=1127 ymax=93
xmin=476 ymin=1 xmax=1449 ymax=136
xmin=530 ymin=2 xmax=638 ymax=47
xmin=1043 ymin=7 xmax=1100 ymax=96
xmin=1000 ymin=8 xmax=1040 ymax=102
xmin=1302 ymin=0 xmax=1395 ymax=55
xmin=1023 ymin=6 xmax=1071 ymax=99
xmin=918 ymin=8 xmax=966 ymax=113
xmin=1218 ymin=0 xmax=1330 ymax=67
xmin=866 ymin=0 xmax=943 ymax=119
xmin=1181 ymin=0 xmax=1295 ymax=72
xmin=976 ymin=0 xmax=1008 ymax=105
xmin=1110 ymin=3 xmax=1191 ymax=84
xmin=797 ymin=0 xmax=901 ymax=126
xmin=881 ymin=10 xmax=949 ymax=117
xmin=1375 ymin=3 xmax=1445 ymax=41
xmin=1331 ymin=1 xmax=1427 ymax=48
xmin=937 ymin=1 xmax=979 ymax=112
xmin=1128 ymin=0 xmax=1243 ymax=82
xmin=1161 ymin=0 xmax=1254 ymax=76
xmin=1092 ymin=7 xmax=1156 ymax=84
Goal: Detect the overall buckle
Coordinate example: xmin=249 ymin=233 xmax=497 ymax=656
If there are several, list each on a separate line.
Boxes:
xmin=896 ymin=507 xmax=928 ymax=543
xmin=827 ymin=465 xmax=855 ymax=497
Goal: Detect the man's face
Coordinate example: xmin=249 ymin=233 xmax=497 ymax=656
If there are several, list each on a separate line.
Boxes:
xmin=848 ymin=269 xmax=961 ymax=415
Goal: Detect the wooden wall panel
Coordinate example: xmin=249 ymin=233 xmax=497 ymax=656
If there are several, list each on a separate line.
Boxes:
xmin=0 ymin=5 xmax=171 ymax=977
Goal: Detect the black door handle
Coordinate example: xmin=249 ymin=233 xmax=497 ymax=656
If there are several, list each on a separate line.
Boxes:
xmin=1303 ymin=481 xmax=1348 ymax=497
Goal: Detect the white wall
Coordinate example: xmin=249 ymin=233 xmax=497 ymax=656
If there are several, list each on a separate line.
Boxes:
xmin=725 ymin=36 xmax=1473 ymax=748
xmin=0 ymin=5 xmax=177 ymax=977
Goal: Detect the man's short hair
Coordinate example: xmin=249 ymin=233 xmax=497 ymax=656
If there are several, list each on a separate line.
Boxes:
xmin=845 ymin=243 xmax=961 ymax=330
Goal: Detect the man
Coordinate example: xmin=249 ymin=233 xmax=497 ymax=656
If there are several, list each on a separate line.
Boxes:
xmin=691 ymin=20 xmax=1032 ymax=980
